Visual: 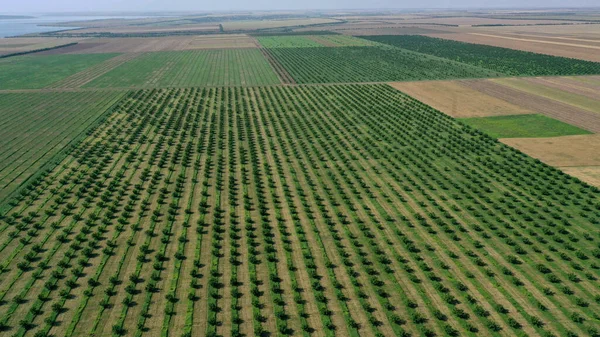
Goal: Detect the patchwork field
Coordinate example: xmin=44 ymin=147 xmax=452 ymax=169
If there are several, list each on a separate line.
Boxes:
xmin=3 ymin=9 xmax=600 ymax=337
xmin=84 ymin=49 xmax=280 ymax=88
xmin=365 ymin=35 xmax=600 ymax=76
xmin=221 ymin=18 xmax=340 ymax=31
xmin=460 ymin=79 xmax=600 ymax=133
xmin=389 ymin=81 xmax=533 ymax=117
xmin=46 ymin=53 xmax=143 ymax=88
xmin=491 ymin=77 xmax=600 ymax=113
xmin=460 ymin=114 xmax=592 ymax=138
xmin=1 ymin=84 xmax=600 ymax=337
xmin=0 ymin=90 xmax=125 ymax=205
xmin=0 ymin=53 xmax=119 ymax=90
xmin=53 ymin=23 xmax=220 ymax=36
xmin=264 ymin=46 xmax=500 ymax=83
xmin=51 ymin=35 xmax=259 ymax=54
xmin=426 ymin=31 xmax=600 ymax=63
xmin=0 ymin=38 xmax=83 ymax=56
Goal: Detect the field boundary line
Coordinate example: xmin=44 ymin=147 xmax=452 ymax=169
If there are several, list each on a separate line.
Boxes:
xmin=0 ymin=90 xmax=129 ymax=214
xmin=258 ymin=47 xmax=296 ymax=84
xmin=469 ymin=33 xmax=600 ymax=50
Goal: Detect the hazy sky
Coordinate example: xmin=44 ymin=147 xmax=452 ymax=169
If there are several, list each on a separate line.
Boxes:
xmin=4 ymin=0 xmax=597 ymax=13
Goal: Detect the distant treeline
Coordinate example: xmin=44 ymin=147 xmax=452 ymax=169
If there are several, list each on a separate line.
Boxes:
xmin=0 ymin=42 xmax=78 ymax=59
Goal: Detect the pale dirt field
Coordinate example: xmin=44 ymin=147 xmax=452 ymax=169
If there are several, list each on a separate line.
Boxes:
xmin=400 ymin=17 xmax=577 ymax=26
xmin=500 ymin=134 xmax=600 ymax=167
xmin=469 ymin=32 xmax=600 ymax=51
xmin=522 ymin=77 xmax=600 ymax=101
xmin=221 ymin=18 xmax=339 ymax=31
xmin=481 ymin=32 xmax=600 ymax=47
xmin=560 ymin=166 xmax=600 ymax=187
xmin=322 ymin=26 xmax=451 ymax=36
xmin=56 ymin=23 xmax=219 ymax=35
xmin=492 ymin=78 xmax=600 ymax=113
xmin=389 ymin=81 xmax=533 ymax=117
xmin=476 ymin=22 xmax=600 ymax=38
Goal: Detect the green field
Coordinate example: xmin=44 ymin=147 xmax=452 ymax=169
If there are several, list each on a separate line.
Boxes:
xmin=314 ymin=34 xmax=384 ymax=47
xmin=364 ymin=35 xmax=600 ymax=77
xmin=0 ymin=53 xmax=119 ymax=89
xmin=257 ymin=36 xmax=324 ymax=48
xmin=460 ymin=114 xmax=593 ymax=138
xmin=0 ymin=84 xmax=599 ymax=337
xmin=84 ymin=49 xmax=281 ymax=88
xmin=0 ymin=90 xmax=125 ymax=205
xmin=265 ymin=46 xmax=500 ymax=83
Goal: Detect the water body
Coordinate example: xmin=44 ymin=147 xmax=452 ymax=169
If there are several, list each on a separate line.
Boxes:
xmin=0 ymin=15 xmax=155 ymax=38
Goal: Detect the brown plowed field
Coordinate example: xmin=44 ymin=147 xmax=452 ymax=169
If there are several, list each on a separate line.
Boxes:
xmin=390 ymin=81 xmax=533 ymax=117
xmin=517 ymin=77 xmax=600 ymax=102
xmin=560 ymin=166 xmax=600 ymax=187
xmin=460 ymin=79 xmax=600 ymax=133
xmin=500 ymin=134 xmax=600 ymax=167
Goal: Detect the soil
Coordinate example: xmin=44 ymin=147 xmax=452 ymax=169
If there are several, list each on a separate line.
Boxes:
xmin=390 ymin=81 xmax=533 ymax=118
xmin=559 ymin=166 xmax=600 ymax=187
xmin=500 ymin=134 xmax=600 ymax=167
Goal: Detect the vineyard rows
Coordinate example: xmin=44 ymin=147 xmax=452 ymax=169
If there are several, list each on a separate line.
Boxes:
xmin=257 ymin=35 xmax=379 ymax=48
xmin=364 ymin=35 xmax=600 ymax=77
xmin=84 ymin=49 xmax=281 ymax=88
xmin=0 ymin=53 xmax=118 ymax=90
xmin=0 ymin=84 xmax=598 ymax=337
xmin=0 ymin=91 xmax=125 ymax=207
xmin=264 ymin=47 xmax=500 ymax=83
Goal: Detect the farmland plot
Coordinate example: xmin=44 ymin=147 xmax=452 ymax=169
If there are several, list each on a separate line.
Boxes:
xmin=460 ymin=114 xmax=592 ymax=138
xmin=265 ymin=46 xmax=500 ymax=83
xmin=85 ymin=49 xmax=280 ymax=88
xmin=364 ymin=35 xmax=600 ymax=76
xmin=257 ymin=36 xmax=325 ymax=48
xmin=257 ymin=35 xmax=381 ymax=48
xmin=0 ymin=90 xmax=125 ymax=206
xmin=1 ymin=84 xmax=599 ymax=337
xmin=0 ymin=53 xmax=119 ymax=90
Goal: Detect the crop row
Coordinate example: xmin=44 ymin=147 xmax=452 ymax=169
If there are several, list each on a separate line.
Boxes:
xmin=0 ymin=84 xmax=598 ymax=337
xmin=0 ymin=91 xmax=125 ymax=207
xmin=83 ymin=49 xmax=281 ymax=88
xmin=364 ymin=35 xmax=600 ymax=76
xmin=264 ymin=46 xmax=500 ymax=83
